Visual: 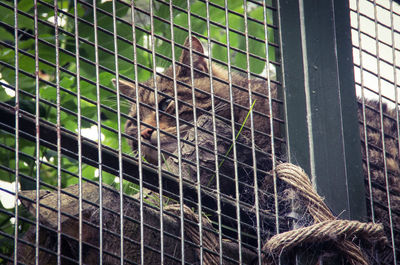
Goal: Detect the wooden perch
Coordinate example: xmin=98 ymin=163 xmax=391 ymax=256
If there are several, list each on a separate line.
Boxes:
xmin=0 ymin=102 xmax=280 ymax=246
xmin=15 ymin=182 xmax=257 ymax=264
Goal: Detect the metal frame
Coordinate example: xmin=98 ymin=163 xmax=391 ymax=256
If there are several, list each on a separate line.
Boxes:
xmin=279 ymin=0 xmax=366 ymax=220
xmin=4 ymin=0 xmax=398 ymax=264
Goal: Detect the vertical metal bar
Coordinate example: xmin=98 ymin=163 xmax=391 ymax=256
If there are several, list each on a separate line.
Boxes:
xmin=92 ymin=1 xmax=103 ymax=263
xmin=390 ymin=0 xmax=400 ymax=259
xmin=111 ymin=1 xmax=125 ymax=263
xmin=222 ymin=0 xmax=243 ymax=263
xmin=128 ymin=2 xmax=145 ymax=265
xmin=148 ymin=1 xmax=167 ymax=263
xmin=167 ymin=3 xmax=185 ymax=265
xmin=222 ymin=0 xmax=239 ymax=262
xmin=297 ymin=0 xmax=316 ymax=184
xmin=33 ymin=1 xmax=41 ymax=264
xmin=53 ymin=0 xmax=63 ymax=264
xmin=281 ymin=0 xmax=364 ymax=219
xmin=184 ymin=2 xmax=204 ymax=264
xmin=72 ymin=0 xmax=84 ymax=263
xmin=372 ymin=1 xmax=397 ymax=262
xmin=262 ymin=1 xmax=276 ymax=263
xmin=355 ymin=0 xmax=375 ymax=224
xmin=237 ymin=0 xmax=255 ymax=262
xmin=316 ymin=0 xmax=365 ymax=218
xmin=204 ymin=1 xmax=223 ymax=263
xmin=277 ymin=0 xmax=310 ymax=180
xmin=13 ymin=0 xmax=19 ymax=263
xmin=277 ymin=14 xmax=312 ymax=265
xmin=332 ymin=0 xmax=366 ymax=221
xmin=278 ymin=6 xmax=317 ymax=262
xmin=390 ymin=0 xmax=400 ymax=240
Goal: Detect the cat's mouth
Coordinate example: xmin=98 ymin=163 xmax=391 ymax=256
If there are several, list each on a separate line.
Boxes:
xmin=140 ymin=124 xmax=191 ymax=164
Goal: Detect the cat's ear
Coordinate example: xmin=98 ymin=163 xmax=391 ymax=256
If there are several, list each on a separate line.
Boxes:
xmin=112 ymin=78 xmax=136 ymax=98
xmin=178 ymin=36 xmax=208 ymax=77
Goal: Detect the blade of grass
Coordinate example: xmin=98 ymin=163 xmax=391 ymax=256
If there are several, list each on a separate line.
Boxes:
xmin=207 ymin=100 xmax=256 ymax=186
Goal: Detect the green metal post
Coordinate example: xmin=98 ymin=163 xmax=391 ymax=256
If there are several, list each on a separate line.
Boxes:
xmin=278 ymin=0 xmax=366 ymax=221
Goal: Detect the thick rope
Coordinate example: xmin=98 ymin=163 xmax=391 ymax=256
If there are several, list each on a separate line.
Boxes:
xmin=263 ymin=163 xmax=387 ymax=265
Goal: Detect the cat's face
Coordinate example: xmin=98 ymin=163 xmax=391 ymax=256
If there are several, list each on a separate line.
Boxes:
xmin=113 ymin=37 xmax=213 ymax=164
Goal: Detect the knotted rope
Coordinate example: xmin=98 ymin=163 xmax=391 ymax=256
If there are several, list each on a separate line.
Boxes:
xmin=263 ymin=163 xmax=387 ymax=264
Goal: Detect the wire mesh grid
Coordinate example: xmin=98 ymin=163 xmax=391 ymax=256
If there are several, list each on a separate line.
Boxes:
xmin=0 ymin=0 xmax=285 ymax=264
xmin=350 ymin=0 xmax=400 ymax=263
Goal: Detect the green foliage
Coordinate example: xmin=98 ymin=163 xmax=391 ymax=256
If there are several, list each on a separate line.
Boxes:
xmin=0 ymin=0 xmax=277 ymax=258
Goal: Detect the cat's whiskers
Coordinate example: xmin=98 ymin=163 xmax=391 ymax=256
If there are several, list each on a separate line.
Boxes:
xmin=214 ymin=102 xmax=226 ymax=114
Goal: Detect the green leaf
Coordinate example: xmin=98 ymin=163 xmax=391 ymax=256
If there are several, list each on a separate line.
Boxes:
xmin=82 ymin=165 xmax=96 ymax=181
xmin=17 ymin=0 xmax=35 ymax=12
xmin=0 ymin=27 xmax=14 ymax=42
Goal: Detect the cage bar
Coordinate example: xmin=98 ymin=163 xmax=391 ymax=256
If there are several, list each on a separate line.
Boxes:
xmin=279 ymin=0 xmax=366 ymax=220
xmin=0 ymin=0 xmax=398 ymax=264
xmin=184 ymin=1 xmax=205 ymax=264
xmin=92 ymin=0 xmax=104 ymax=263
xmin=12 ymin=0 xmax=20 ymax=264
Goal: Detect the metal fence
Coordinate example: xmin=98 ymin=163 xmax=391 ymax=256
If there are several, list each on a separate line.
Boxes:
xmin=350 ymin=0 xmax=400 ymax=262
xmin=0 ymin=0 xmax=398 ymax=264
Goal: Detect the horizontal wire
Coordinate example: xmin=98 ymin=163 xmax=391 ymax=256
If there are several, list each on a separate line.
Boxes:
xmin=0 ymin=1 xmax=282 ymax=80
xmin=0 ymin=0 xmax=290 ymax=261
xmin=0 ymin=118 xmax=283 ymax=238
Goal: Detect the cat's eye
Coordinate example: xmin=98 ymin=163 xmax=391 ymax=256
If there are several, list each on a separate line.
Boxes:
xmin=159 ymin=97 xmax=172 ymax=111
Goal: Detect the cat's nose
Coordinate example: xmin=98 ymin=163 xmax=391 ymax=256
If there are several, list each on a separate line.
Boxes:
xmin=140 ymin=128 xmax=154 ymax=140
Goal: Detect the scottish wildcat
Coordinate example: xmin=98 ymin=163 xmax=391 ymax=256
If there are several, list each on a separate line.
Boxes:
xmin=113 ymin=36 xmax=281 ymax=165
